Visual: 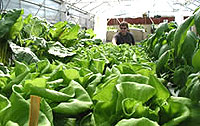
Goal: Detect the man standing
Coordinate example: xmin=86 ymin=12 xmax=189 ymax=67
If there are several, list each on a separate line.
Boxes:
xmin=112 ymin=21 xmax=135 ymax=45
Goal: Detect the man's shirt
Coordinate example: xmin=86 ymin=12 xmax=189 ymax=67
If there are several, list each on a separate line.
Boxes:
xmin=113 ymin=32 xmax=135 ymax=45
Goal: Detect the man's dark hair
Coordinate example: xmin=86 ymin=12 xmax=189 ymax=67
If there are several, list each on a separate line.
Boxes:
xmin=119 ymin=21 xmax=129 ymax=28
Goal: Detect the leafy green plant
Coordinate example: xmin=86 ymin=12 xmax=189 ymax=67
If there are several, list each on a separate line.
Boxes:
xmin=142 ymin=8 xmax=200 ymax=93
xmin=0 ymin=9 xmax=23 ymax=65
xmin=0 ymin=42 xmax=199 ymax=126
xmin=1 ymin=8 xmax=200 ymax=126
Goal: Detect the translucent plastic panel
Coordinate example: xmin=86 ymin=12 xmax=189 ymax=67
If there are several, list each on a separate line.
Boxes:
xmin=2 ymin=0 xmax=20 ymax=10
xmin=45 ymin=8 xmax=61 ymax=23
xmin=45 ymin=0 xmax=60 ymax=9
xmin=21 ymin=1 xmax=42 ymax=16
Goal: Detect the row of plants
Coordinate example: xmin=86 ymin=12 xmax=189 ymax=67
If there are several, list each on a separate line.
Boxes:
xmin=0 ymin=8 xmax=200 ymax=126
xmin=0 ymin=9 xmax=99 ymax=66
xmin=142 ymin=7 xmax=200 ymax=104
xmin=1 ymin=43 xmax=200 ymax=126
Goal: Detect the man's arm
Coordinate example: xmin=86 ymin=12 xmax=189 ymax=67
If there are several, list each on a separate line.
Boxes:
xmin=112 ymin=37 xmax=117 ymax=45
xmin=130 ymin=33 xmax=135 ymax=45
xmin=132 ymin=36 xmax=135 ymax=45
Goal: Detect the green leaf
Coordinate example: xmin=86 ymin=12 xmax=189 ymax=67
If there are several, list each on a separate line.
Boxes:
xmin=9 ymin=16 xmax=23 ymax=40
xmin=174 ymin=15 xmax=195 ymax=57
xmin=2 ymin=85 xmax=52 ymax=126
xmin=181 ymin=31 xmax=197 ymax=65
xmin=161 ymin=97 xmax=190 ymax=126
xmin=64 ymin=69 xmax=80 ymax=80
xmin=169 ymin=96 xmax=192 ymax=106
xmin=86 ymin=29 xmax=96 ymax=39
xmin=36 ymin=59 xmax=50 ymax=74
xmin=23 ymin=16 xmax=47 ymax=37
xmin=0 ymin=9 xmax=23 ymax=39
xmin=90 ymin=59 xmax=106 ymax=74
xmin=185 ymin=72 xmax=200 ymax=102
xmin=50 ymin=21 xmax=68 ymax=39
xmin=166 ymin=29 xmax=176 ymax=44
xmin=117 ymin=74 xmax=149 ymax=84
xmin=23 ymin=14 xmax=32 ymax=25
xmin=156 ymin=50 xmax=170 ymax=75
xmin=152 ymin=43 xmax=162 ymax=59
xmin=47 ymin=41 xmax=76 ymax=58
xmin=116 ymin=63 xmax=136 ymax=74
xmin=53 ymin=80 xmax=92 ymax=116
xmin=179 ymin=101 xmax=200 ymax=126
xmin=93 ymin=80 xmax=157 ymax=126
xmin=173 ymin=66 xmax=192 ymax=88
xmin=115 ymin=117 xmax=159 ymax=126
xmin=0 ymin=9 xmax=24 ymax=65
xmin=85 ymin=73 xmax=102 ymax=97
xmin=79 ymin=113 xmax=95 ymax=126
xmin=25 ymin=78 xmax=46 ymax=88
xmin=146 ymin=34 xmax=157 ymax=52
xmin=24 ymin=83 xmax=74 ymax=102
xmin=47 ymin=70 xmax=65 ymax=84
xmin=5 ymin=121 xmax=19 ymax=126
xmin=93 ymin=82 xmax=122 ymax=126
xmin=9 ymin=42 xmax=39 ymax=64
xmin=0 ymin=94 xmax=10 ymax=114
xmin=148 ymin=74 xmax=170 ymax=100
xmin=0 ymin=63 xmax=9 ymax=75
xmin=2 ymin=61 xmax=30 ymax=94
xmin=0 ymin=76 xmax=7 ymax=89
xmin=40 ymin=99 xmax=54 ymax=125
xmin=94 ymin=100 xmax=118 ymax=126
xmin=59 ymin=24 xmax=80 ymax=41
xmin=93 ymin=74 xmax=118 ymax=101
xmin=192 ymin=49 xmax=200 ymax=71
xmin=14 ymin=60 xmax=29 ymax=77
xmin=155 ymin=22 xmax=168 ymax=37
xmin=193 ymin=6 xmax=200 ymax=14
xmin=158 ymin=44 xmax=171 ymax=58
xmin=121 ymin=98 xmax=140 ymax=116
xmin=116 ymin=82 xmax=156 ymax=103
xmin=194 ymin=9 xmax=200 ymax=35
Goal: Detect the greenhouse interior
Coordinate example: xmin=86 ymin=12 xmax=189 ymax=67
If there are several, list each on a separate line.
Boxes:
xmin=0 ymin=0 xmax=200 ymax=126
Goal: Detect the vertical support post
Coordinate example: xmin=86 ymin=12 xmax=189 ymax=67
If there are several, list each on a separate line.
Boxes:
xmin=29 ymin=95 xmax=41 ymax=126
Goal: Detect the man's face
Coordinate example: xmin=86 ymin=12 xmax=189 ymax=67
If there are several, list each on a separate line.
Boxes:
xmin=120 ymin=26 xmax=128 ymax=35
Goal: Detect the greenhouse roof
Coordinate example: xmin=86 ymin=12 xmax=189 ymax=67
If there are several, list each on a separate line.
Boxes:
xmin=65 ymin=0 xmax=200 ymax=17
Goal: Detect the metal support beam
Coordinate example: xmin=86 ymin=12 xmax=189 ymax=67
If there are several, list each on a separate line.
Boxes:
xmin=35 ymin=0 xmax=45 ymax=16
xmin=89 ymin=2 xmax=106 ymax=11
xmin=51 ymin=0 xmax=63 ymax=4
xmin=81 ymin=2 xmax=94 ymax=9
xmin=173 ymin=2 xmax=194 ymax=11
xmin=21 ymin=0 xmax=66 ymax=13
xmin=72 ymin=0 xmax=83 ymax=5
xmin=65 ymin=1 xmax=92 ymax=15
